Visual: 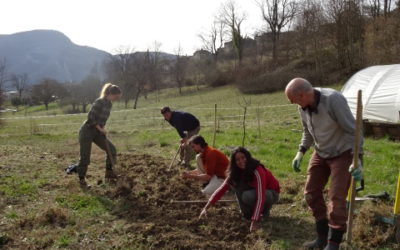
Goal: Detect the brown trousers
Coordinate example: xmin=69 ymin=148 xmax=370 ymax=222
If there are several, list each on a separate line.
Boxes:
xmin=179 ymin=126 xmax=200 ymax=164
xmin=304 ymin=150 xmax=352 ymax=231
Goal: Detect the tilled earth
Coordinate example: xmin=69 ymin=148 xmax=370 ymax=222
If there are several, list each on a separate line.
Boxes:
xmin=109 ymin=153 xmax=267 ymax=249
xmin=1 ymin=150 xmax=397 ymax=249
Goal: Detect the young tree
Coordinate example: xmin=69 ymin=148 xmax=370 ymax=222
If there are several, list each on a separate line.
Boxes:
xmin=63 ymin=82 xmax=80 ymax=112
xmin=0 ymin=58 xmax=9 ymax=98
xmin=173 ymin=45 xmax=188 ymax=95
xmin=11 ymin=96 xmax=23 ymax=110
xmin=105 ymin=46 xmax=136 ymax=108
xmin=31 ymin=79 xmax=65 ymax=110
xmin=11 ymin=73 xmax=29 ymax=99
xmin=78 ymin=74 xmax=102 ymax=113
xmin=147 ymin=41 xmax=163 ymax=102
xmin=219 ymin=0 xmax=246 ymax=65
xmin=256 ymin=0 xmax=298 ymax=65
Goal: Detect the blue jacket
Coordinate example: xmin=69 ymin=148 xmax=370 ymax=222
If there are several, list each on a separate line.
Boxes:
xmin=168 ymin=111 xmax=200 ymax=138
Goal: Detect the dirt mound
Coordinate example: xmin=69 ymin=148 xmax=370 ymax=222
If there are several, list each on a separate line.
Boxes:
xmin=110 ymin=153 xmax=268 ymax=249
xmin=352 ymin=201 xmax=397 ymax=249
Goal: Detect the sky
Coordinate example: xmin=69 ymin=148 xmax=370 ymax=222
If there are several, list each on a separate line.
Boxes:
xmin=1 ymin=0 xmax=266 ymax=55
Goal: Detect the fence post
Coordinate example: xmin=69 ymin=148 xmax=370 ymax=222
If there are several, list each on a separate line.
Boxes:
xmin=242 ymin=106 xmax=247 ymax=147
xmin=213 ymin=104 xmax=217 ymax=147
xmin=257 ymin=104 xmax=261 ymax=138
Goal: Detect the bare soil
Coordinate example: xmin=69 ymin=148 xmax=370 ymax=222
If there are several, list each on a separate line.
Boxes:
xmin=1 ymin=150 xmax=397 ymax=249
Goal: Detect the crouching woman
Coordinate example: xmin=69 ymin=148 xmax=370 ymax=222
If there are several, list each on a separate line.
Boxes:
xmin=199 ymin=147 xmax=280 ymax=232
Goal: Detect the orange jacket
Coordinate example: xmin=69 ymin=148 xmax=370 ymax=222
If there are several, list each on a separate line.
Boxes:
xmin=201 ymin=146 xmax=229 ymax=178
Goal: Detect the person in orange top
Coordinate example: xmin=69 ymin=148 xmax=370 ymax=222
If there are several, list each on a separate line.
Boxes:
xmin=182 ymin=135 xmax=229 ymax=196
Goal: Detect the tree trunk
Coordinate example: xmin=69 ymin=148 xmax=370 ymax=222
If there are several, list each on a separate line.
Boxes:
xmin=45 ymin=102 xmax=49 ymax=110
xmin=83 ymin=103 xmax=87 ymax=113
xmin=133 ymin=88 xmax=142 ymax=109
xmin=124 ymin=100 xmax=128 ymax=109
xmin=272 ymin=33 xmax=278 ymax=65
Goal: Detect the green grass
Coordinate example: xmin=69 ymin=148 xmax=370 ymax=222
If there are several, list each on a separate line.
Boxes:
xmin=55 ymin=194 xmax=114 ymax=216
xmin=56 ymin=235 xmax=71 ymax=248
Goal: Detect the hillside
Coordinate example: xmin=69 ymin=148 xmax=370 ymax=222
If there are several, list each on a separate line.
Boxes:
xmin=0 ymin=30 xmax=110 ymax=84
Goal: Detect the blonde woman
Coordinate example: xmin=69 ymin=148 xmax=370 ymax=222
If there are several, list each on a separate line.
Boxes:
xmin=72 ymin=83 xmax=122 ymax=188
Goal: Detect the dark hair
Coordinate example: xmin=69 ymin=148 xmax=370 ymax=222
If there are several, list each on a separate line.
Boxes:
xmin=161 ymin=106 xmax=171 ymax=114
xmin=189 ymin=135 xmax=208 ymax=148
xmin=228 ymin=147 xmax=261 ymax=187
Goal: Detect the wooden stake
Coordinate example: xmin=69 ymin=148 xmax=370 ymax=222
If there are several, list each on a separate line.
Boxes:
xmin=346 ymin=90 xmax=363 ymax=244
xmin=171 ymin=199 xmax=235 ymax=204
xmin=104 ymin=135 xmax=115 ymax=166
xmin=168 ymin=144 xmax=181 ymax=171
xmin=257 ymin=104 xmax=261 ymax=138
xmin=213 ymin=104 xmax=217 ymax=147
xmin=242 ymin=106 xmax=247 ymax=147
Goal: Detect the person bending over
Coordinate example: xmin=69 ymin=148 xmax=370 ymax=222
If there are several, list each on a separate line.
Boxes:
xmin=161 ymin=106 xmax=200 ymax=167
xmin=182 ymin=135 xmax=229 ymax=196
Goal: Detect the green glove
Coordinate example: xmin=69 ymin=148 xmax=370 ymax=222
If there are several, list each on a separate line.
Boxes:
xmin=349 ymin=160 xmax=363 ymax=181
xmin=292 ymin=152 xmax=304 ymax=172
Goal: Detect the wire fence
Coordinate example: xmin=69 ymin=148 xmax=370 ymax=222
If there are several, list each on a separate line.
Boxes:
xmin=0 ymin=104 xmax=301 ymax=137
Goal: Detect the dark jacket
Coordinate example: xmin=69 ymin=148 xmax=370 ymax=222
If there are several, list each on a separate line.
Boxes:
xmin=167 ymin=111 xmax=200 ymax=138
xmin=84 ymin=97 xmax=112 ymax=128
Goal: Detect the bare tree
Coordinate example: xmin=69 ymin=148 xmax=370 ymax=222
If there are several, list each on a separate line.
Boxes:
xmin=148 ymin=41 xmax=163 ymax=102
xmin=173 ymin=44 xmax=188 ymax=95
xmin=0 ymin=58 xmax=9 ymax=95
xmin=365 ymin=0 xmax=395 ymax=17
xmin=32 ymin=79 xmax=65 ymax=110
xmin=105 ymin=46 xmax=136 ymax=108
xmin=219 ymin=0 xmax=246 ymax=65
xmin=130 ymin=51 xmax=151 ymax=109
xmin=63 ymin=82 xmax=80 ymax=112
xmin=78 ymin=75 xmax=102 ymax=112
xmin=295 ymin=0 xmax=327 ymax=79
xmin=325 ymin=0 xmax=365 ymax=73
xmin=256 ymin=0 xmax=297 ymax=65
xmin=0 ymin=58 xmax=8 ymax=109
xmin=199 ymin=19 xmax=226 ymax=62
xmin=11 ymin=73 xmax=29 ymax=99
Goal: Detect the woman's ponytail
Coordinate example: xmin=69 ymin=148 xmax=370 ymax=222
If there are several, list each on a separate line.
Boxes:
xmin=100 ymin=83 xmax=121 ymax=98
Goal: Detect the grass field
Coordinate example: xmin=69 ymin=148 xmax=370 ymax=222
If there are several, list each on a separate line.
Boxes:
xmin=0 ymin=85 xmax=398 ymax=249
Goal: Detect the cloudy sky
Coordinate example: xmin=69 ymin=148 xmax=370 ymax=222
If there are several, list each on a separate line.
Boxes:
xmin=1 ymin=0 xmax=266 ymax=55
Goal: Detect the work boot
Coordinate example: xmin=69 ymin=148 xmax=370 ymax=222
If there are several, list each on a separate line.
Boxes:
xmin=105 ymin=168 xmax=118 ymax=182
xmin=323 ymin=228 xmax=344 ymax=250
xmin=79 ymin=177 xmax=91 ymax=189
xmin=65 ymin=164 xmax=78 ymax=174
xmin=303 ymin=218 xmax=328 ymax=249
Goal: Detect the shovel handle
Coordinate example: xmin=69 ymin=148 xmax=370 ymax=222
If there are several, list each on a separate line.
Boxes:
xmin=347 ymin=90 xmax=363 ymax=244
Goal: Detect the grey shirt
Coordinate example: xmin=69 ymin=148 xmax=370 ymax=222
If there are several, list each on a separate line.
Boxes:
xmin=299 ymin=88 xmax=363 ymax=158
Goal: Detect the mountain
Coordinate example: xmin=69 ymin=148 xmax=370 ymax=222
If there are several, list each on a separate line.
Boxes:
xmin=0 ymin=30 xmax=111 ymax=84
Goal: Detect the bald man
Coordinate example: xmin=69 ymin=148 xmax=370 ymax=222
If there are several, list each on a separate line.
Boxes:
xmin=285 ymin=78 xmax=363 ymax=250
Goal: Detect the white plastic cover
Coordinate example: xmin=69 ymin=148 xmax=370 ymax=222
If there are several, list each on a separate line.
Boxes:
xmin=341 ymin=64 xmax=400 ymax=123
